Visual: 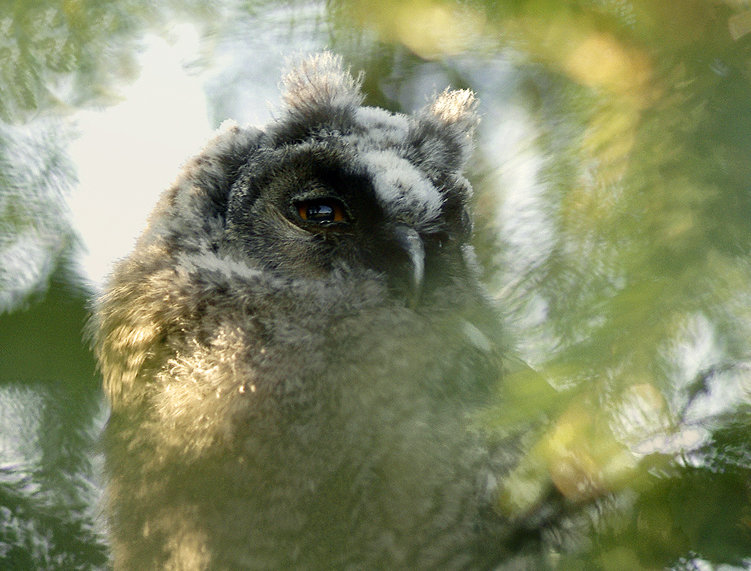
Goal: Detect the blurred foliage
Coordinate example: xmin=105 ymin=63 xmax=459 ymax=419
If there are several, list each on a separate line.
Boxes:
xmin=1 ymin=0 xmax=751 ymax=568
xmin=0 ymin=0 xmax=219 ymax=124
xmin=0 ymin=120 xmax=77 ymax=314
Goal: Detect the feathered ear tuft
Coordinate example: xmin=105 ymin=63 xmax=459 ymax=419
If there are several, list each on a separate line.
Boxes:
xmin=407 ymin=88 xmax=479 ymax=176
xmin=428 ymin=88 xmax=479 ymax=135
xmin=281 ymin=52 xmax=365 ymax=113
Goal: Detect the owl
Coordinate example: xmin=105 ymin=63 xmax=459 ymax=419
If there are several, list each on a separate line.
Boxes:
xmin=92 ymin=53 xmax=517 ymax=569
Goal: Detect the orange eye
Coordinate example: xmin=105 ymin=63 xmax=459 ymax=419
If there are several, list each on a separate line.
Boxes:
xmin=295 ymin=198 xmax=348 ymax=225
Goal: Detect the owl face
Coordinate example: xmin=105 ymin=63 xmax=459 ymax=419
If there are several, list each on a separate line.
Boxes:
xmin=219 ymin=54 xmax=479 ymax=306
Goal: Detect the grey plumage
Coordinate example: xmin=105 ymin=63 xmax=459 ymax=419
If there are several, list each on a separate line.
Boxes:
xmin=92 ymin=53 xmax=513 ymax=569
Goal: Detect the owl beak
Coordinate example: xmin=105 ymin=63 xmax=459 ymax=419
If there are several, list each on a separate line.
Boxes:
xmin=393 ymin=225 xmax=425 ymax=308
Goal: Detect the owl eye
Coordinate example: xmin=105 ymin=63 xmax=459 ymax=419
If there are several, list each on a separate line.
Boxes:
xmin=295 ymin=198 xmax=349 ymax=226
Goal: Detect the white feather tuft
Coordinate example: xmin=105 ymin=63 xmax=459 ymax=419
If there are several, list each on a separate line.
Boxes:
xmin=281 ymin=52 xmax=364 ymax=112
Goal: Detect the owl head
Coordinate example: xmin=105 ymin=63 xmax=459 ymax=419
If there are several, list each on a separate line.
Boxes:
xmin=141 ymin=53 xmax=479 ymax=308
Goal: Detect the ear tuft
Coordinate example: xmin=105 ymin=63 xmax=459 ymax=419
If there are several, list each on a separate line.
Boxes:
xmin=281 ymin=52 xmax=365 ymax=113
xmin=428 ymin=88 xmax=479 ymax=134
xmin=407 ymin=88 xmax=479 ymax=175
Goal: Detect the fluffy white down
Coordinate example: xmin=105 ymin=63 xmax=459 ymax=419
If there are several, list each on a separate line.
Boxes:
xmin=360 ymin=148 xmax=443 ymax=227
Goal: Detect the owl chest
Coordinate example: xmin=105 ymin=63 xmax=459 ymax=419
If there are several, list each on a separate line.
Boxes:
xmin=124 ymin=301 xmax=494 ymax=568
xmin=192 ymin=391 xmax=488 ymax=570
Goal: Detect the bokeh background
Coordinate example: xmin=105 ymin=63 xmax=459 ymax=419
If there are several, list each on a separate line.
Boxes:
xmin=1 ymin=1 xmax=751 ymax=568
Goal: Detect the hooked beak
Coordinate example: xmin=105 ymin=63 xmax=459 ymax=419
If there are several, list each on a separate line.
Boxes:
xmin=393 ymin=225 xmax=425 ymax=308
